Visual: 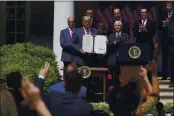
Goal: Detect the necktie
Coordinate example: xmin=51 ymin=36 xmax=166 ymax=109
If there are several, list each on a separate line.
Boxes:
xmin=71 ymin=30 xmax=74 ymax=37
xmin=142 ymin=20 xmax=145 ymax=26
xmin=168 ymin=14 xmax=171 ymax=20
xmin=86 ymin=29 xmax=89 ymax=34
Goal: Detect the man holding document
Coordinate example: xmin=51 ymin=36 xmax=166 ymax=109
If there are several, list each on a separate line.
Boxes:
xmin=107 ymin=21 xmax=130 ymax=86
xmin=71 ymin=16 xmax=97 ymax=66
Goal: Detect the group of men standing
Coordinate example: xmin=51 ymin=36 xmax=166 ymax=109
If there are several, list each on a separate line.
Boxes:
xmin=60 ymin=2 xmax=174 ymax=87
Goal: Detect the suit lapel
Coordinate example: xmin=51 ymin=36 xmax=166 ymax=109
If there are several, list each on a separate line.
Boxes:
xmin=65 ymin=28 xmax=71 ymax=39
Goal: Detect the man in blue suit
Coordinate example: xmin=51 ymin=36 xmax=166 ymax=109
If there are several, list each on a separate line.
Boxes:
xmin=71 ymin=16 xmax=97 ymax=66
xmin=35 ymin=63 xmax=93 ymax=116
xmin=48 ymin=64 xmax=87 ymax=98
xmin=60 ymin=16 xmax=75 ymax=67
xmin=107 ymin=21 xmax=130 ymax=86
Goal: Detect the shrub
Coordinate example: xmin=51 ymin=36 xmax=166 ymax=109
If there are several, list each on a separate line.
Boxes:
xmin=0 ymin=43 xmax=60 ymax=90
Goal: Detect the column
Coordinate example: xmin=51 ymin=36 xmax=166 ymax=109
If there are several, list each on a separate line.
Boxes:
xmin=53 ymin=1 xmax=74 ymax=75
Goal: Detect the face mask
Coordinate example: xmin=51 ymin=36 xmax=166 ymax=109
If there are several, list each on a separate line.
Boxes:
xmin=167 ymin=8 xmax=173 ymax=13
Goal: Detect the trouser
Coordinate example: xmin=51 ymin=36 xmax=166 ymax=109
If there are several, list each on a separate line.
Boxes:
xmin=169 ymin=50 xmax=174 ymax=84
xmin=161 ymin=44 xmax=170 ymax=78
xmin=63 ymin=61 xmax=71 ymax=68
xmin=108 ymin=65 xmax=120 ymax=87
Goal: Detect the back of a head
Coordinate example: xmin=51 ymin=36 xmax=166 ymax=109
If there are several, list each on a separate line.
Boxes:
xmin=0 ymin=87 xmax=18 ymax=116
xmin=64 ymin=71 xmax=82 ymax=93
xmin=108 ymin=77 xmax=141 ymax=116
xmin=6 ymin=72 xmax=22 ymax=89
xmin=156 ymin=102 xmax=164 ymax=111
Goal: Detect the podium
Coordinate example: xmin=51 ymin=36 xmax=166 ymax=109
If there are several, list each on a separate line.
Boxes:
xmin=118 ymin=43 xmax=152 ymax=86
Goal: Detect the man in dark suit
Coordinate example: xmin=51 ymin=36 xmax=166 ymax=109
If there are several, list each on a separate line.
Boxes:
xmin=159 ymin=2 xmax=174 ymax=80
xmin=167 ymin=18 xmax=174 ymax=87
xmin=35 ymin=63 xmax=93 ymax=116
xmin=108 ymin=8 xmax=130 ymax=35
xmin=107 ymin=21 xmax=130 ymax=86
xmin=71 ymin=16 xmax=97 ymax=66
xmin=48 ymin=64 xmax=87 ymax=98
xmin=60 ymin=16 xmax=75 ymax=68
xmin=134 ymin=8 xmax=156 ymax=60
xmin=85 ymin=8 xmax=98 ymax=28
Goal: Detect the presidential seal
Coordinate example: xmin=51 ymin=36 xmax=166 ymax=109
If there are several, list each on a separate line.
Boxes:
xmin=78 ymin=66 xmax=91 ymax=79
xmin=128 ymin=46 xmax=141 ymax=59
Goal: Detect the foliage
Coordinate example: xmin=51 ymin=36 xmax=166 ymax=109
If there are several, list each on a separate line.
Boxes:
xmin=91 ymin=102 xmax=109 ymax=113
xmin=91 ymin=102 xmax=174 ymax=115
xmin=0 ymin=43 xmax=60 ymax=90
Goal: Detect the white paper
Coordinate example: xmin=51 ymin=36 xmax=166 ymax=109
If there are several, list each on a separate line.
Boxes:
xmin=94 ymin=35 xmax=107 ymax=54
xmin=82 ymin=34 xmax=94 ymax=53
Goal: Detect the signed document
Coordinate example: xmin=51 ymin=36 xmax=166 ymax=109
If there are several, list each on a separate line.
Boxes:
xmin=82 ymin=34 xmax=94 ymax=53
xmin=94 ymin=35 xmax=107 ymax=54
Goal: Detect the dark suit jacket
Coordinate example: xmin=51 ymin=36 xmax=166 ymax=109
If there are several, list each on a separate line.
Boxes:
xmin=48 ymin=81 xmax=87 ymax=99
xmin=108 ymin=19 xmax=130 ymax=35
xmin=91 ymin=17 xmax=98 ymax=28
xmin=71 ymin=27 xmax=97 ymax=66
xmin=107 ymin=32 xmax=130 ymax=66
xmin=159 ymin=10 xmax=174 ymax=45
xmin=35 ymin=78 xmax=93 ymax=116
xmin=168 ymin=21 xmax=174 ymax=52
xmin=60 ymin=28 xmax=76 ymax=62
xmin=134 ymin=19 xmax=156 ymax=49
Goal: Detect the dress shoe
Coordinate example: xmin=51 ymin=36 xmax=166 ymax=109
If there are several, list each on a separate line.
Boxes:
xmin=161 ymin=77 xmax=167 ymax=80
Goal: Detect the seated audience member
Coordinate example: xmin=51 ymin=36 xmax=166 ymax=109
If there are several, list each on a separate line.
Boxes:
xmin=60 ymin=16 xmax=76 ymax=68
xmin=0 ymin=87 xmax=19 ymax=116
xmin=6 ymin=72 xmax=37 ymax=116
xmin=156 ymin=102 xmax=165 ymax=116
xmin=21 ymin=77 xmax=52 ymax=116
xmin=35 ymin=62 xmax=93 ymax=116
xmin=6 ymin=72 xmax=23 ymax=108
xmin=48 ymin=63 xmax=87 ymax=99
xmin=107 ymin=77 xmax=141 ymax=116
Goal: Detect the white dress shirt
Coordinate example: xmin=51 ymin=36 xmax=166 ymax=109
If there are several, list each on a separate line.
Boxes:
xmin=83 ymin=27 xmax=91 ymax=34
xmin=68 ymin=27 xmax=74 ymax=37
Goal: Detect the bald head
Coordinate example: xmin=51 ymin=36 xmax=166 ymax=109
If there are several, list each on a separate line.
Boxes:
xmin=82 ymin=16 xmax=91 ymax=29
xmin=114 ymin=8 xmax=121 ymax=20
xmin=67 ymin=16 xmax=75 ymax=29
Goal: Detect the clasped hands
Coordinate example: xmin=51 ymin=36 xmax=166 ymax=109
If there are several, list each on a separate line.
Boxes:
xmin=139 ymin=25 xmax=147 ymax=32
xmin=162 ymin=18 xmax=170 ymax=27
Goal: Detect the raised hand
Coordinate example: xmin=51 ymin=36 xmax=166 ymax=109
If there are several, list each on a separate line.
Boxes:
xmin=39 ymin=62 xmax=50 ymax=77
xmin=139 ymin=66 xmax=148 ymax=79
xmin=21 ymin=76 xmax=41 ymax=105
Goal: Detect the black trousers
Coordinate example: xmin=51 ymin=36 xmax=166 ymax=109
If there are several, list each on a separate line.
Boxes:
xmin=63 ymin=61 xmax=71 ymax=68
xmin=169 ymin=50 xmax=174 ymax=84
xmin=108 ymin=65 xmax=120 ymax=87
xmin=161 ymin=44 xmax=170 ymax=78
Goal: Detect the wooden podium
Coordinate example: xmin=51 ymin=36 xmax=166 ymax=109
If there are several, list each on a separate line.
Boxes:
xmin=89 ymin=67 xmax=108 ymax=101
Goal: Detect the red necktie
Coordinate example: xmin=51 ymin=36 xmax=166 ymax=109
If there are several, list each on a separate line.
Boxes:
xmin=142 ymin=20 xmax=145 ymax=26
xmin=168 ymin=15 xmax=171 ymax=20
xmin=86 ymin=29 xmax=89 ymax=34
xmin=71 ymin=30 xmax=74 ymax=37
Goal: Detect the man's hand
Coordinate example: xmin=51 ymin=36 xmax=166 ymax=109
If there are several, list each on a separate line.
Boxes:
xmin=162 ymin=19 xmax=169 ymax=27
xmin=139 ymin=66 xmax=148 ymax=79
xmin=21 ymin=76 xmax=42 ymax=106
xmin=139 ymin=25 xmax=147 ymax=32
xmin=39 ymin=62 xmax=50 ymax=77
xmin=80 ymin=49 xmax=86 ymax=54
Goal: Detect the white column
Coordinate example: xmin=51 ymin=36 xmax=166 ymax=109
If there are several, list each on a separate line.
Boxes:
xmin=53 ymin=1 xmax=74 ymax=76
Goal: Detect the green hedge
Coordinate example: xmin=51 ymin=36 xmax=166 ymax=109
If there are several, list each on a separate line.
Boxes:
xmin=0 ymin=43 xmax=60 ymax=90
xmin=91 ymin=102 xmax=174 ymax=115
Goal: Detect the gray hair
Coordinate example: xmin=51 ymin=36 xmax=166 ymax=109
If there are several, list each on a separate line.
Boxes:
xmin=114 ymin=21 xmax=122 ymax=26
